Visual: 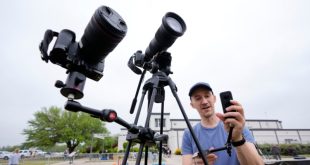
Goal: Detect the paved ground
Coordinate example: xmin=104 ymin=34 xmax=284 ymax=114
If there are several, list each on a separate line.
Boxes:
xmin=51 ymin=155 xmax=182 ymax=165
xmin=51 ymin=156 xmax=310 ymax=165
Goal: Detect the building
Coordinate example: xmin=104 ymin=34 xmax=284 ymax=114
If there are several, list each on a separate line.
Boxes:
xmin=118 ymin=113 xmax=310 ymax=152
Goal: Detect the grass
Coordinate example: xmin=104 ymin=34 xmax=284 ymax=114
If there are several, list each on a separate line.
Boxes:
xmin=0 ymin=158 xmax=62 ymax=165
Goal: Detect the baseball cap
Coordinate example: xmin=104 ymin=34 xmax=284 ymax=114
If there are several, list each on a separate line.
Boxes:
xmin=188 ymin=82 xmax=213 ymax=97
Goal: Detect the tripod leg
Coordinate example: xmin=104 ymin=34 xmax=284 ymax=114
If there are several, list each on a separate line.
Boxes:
xmin=134 ymin=89 xmax=147 ymax=124
xmin=166 ymin=77 xmax=209 ymax=165
xmin=144 ymin=76 xmax=159 ymax=127
xmin=135 ymin=143 xmax=145 ymax=165
xmin=135 ymin=76 xmax=160 ymax=165
xmin=158 ymin=102 xmax=165 ymax=165
xmin=138 ymin=76 xmax=160 ymax=165
xmin=122 ymin=90 xmax=147 ymax=165
xmin=130 ymin=69 xmax=147 ymax=114
xmin=122 ymin=141 xmax=133 ymax=165
xmin=144 ymin=146 xmax=149 ymax=165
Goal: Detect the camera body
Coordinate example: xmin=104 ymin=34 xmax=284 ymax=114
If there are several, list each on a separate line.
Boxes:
xmin=48 ymin=29 xmax=105 ymax=81
xmin=40 ymin=6 xmax=127 ymax=81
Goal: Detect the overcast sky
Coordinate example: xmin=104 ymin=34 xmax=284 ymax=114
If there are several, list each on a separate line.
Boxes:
xmin=1 ymin=0 xmax=309 ymax=147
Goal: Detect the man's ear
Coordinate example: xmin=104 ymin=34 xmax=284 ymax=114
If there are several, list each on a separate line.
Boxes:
xmin=190 ymin=101 xmax=194 ymax=108
xmin=214 ymin=94 xmax=216 ymax=102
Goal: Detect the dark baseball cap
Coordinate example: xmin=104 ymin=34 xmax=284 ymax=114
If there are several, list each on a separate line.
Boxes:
xmin=188 ymin=82 xmax=213 ymax=97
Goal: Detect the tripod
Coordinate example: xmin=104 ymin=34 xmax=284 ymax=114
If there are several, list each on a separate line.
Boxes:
xmin=122 ymin=52 xmax=209 ymax=165
xmin=57 ymin=52 xmax=236 ymax=165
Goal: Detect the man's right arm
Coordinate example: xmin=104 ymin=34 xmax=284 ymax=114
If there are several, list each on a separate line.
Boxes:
xmin=182 ymin=129 xmax=194 ymax=165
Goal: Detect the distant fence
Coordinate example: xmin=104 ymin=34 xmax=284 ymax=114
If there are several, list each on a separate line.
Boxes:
xmin=0 ymin=152 xmax=160 ymax=165
xmin=0 ymin=154 xmax=65 ymax=165
xmin=87 ymin=152 xmax=160 ymax=163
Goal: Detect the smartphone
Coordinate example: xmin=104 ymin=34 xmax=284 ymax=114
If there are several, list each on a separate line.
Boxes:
xmin=220 ymin=91 xmax=236 ymax=118
xmin=220 ymin=91 xmax=233 ymax=113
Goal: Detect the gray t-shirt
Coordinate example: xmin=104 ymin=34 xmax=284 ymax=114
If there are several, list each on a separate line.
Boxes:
xmin=182 ymin=121 xmax=254 ymax=165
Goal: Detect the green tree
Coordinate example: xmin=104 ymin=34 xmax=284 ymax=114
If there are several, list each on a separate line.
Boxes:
xmin=83 ymin=136 xmax=118 ymax=153
xmin=23 ymin=106 xmax=108 ymax=153
xmin=103 ymin=136 xmax=118 ymax=152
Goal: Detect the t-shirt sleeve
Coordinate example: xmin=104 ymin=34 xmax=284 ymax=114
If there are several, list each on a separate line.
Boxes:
xmin=182 ymin=128 xmax=193 ymax=155
xmin=243 ymin=127 xmax=255 ymax=143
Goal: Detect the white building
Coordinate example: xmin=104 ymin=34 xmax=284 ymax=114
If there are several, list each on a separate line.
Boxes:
xmin=118 ymin=113 xmax=310 ymax=152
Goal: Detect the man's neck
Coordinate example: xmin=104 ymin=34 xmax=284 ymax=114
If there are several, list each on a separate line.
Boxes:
xmin=200 ymin=115 xmax=219 ymax=128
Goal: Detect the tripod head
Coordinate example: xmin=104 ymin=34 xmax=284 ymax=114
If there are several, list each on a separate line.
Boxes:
xmin=126 ymin=126 xmax=168 ymax=147
xmin=54 ymin=71 xmax=86 ymax=99
xmin=128 ymin=50 xmax=173 ymax=76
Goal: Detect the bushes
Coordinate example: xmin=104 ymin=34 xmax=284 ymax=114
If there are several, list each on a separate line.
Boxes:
xmin=257 ymin=144 xmax=310 ymax=156
xmin=175 ymin=148 xmax=182 ymax=155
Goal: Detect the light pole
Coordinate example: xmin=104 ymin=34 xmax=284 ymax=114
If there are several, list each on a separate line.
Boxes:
xmin=93 ymin=133 xmax=109 ymax=159
xmin=89 ymin=132 xmax=94 ymax=160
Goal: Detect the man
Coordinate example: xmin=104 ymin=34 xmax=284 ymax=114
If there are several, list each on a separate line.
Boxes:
xmin=8 ymin=148 xmax=21 ymax=165
xmin=271 ymin=145 xmax=281 ymax=160
xmin=182 ymin=82 xmax=263 ymax=165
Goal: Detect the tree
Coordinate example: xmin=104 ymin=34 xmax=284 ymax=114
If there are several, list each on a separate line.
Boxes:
xmin=23 ymin=106 xmax=108 ymax=153
xmin=102 ymin=136 xmax=118 ymax=152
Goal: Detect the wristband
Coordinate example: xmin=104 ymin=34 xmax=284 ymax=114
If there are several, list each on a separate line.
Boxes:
xmin=232 ymin=136 xmax=246 ymax=147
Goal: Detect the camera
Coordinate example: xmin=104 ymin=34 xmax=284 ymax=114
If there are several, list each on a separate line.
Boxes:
xmin=39 ymin=6 xmax=127 ymax=81
xmin=128 ymin=12 xmax=186 ymax=74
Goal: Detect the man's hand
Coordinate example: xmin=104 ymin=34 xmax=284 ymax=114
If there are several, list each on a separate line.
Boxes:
xmin=192 ymin=153 xmax=217 ymax=165
xmin=216 ymin=100 xmax=245 ymax=141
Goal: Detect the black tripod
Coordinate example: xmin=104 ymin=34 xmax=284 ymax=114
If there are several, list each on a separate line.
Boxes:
xmin=122 ymin=52 xmax=209 ymax=165
xmin=57 ymin=52 xmax=235 ymax=165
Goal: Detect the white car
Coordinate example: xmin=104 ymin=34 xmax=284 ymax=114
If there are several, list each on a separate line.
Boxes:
xmin=19 ymin=150 xmax=32 ymax=158
xmin=34 ymin=150 xmax=46 ymax=156
xmin=0 ymin=151 xmax=11 ymax=160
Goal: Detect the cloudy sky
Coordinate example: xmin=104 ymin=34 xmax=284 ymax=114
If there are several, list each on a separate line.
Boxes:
xmin=1 ymin=0 xmax=309 ymax=147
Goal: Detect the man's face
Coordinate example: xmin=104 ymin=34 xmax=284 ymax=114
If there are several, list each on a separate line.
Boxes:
xmin=190 ymin=88 xmax=216 ymax=119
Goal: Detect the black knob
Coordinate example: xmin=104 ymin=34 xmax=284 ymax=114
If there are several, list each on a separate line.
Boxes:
xmin=55 ymin=80 xmax=65 ymax=88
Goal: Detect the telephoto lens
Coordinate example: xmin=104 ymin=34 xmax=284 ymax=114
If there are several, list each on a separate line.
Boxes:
xmin=79 ymin=6 xmax=127 ymax=63
xmin=144 ymin=12 xmax=186 ymax=62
